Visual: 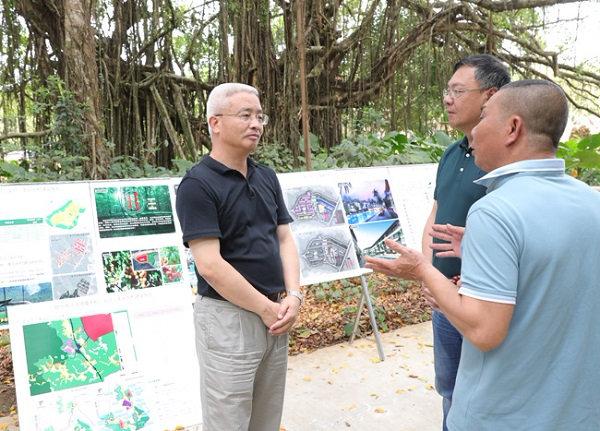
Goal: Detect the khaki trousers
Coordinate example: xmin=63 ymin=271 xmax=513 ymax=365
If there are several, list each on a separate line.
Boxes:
xmin=194 ymin=296 xmax=288 ymax=431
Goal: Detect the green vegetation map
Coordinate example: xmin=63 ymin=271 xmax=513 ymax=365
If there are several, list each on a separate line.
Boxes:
xmin=39 ymin=384 xmax=150 ymax=431
xmin=46 ymin=200 xmax=85 ymax=229
xmin=24 ymin=316 xmax=122 ymax=396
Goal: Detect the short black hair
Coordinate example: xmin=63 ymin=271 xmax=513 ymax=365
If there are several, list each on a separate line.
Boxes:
xmin=499 ymin=80 xmax=568 ymax=148
xmin=454 ymin=54 xmax=511 ymax=90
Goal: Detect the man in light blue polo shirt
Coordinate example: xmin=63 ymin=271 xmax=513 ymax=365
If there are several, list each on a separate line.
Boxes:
xmin=366 ymin=80 xmax=600 ymax=430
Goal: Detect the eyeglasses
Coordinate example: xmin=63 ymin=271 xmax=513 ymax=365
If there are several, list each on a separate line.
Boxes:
xmin=214 ymin=112 xmax=269 ymax=125
xmin=443 ymin=87 xmax=484 ymax=99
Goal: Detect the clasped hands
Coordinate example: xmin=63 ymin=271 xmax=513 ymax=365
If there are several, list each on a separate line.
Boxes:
xmin=263 ymin=294 xmax=301 ymax=336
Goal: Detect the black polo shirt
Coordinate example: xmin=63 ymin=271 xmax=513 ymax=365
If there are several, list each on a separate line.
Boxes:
xmin=433 ymin=137 xmax=487 ymax=277
xmin=175 ymin=155 xmax=293 ymax=300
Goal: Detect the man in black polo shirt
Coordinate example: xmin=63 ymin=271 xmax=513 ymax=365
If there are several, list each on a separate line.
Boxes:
xmin=175 ymin=83 xmax=301 ymax=431
xmin=421 ymin=55 xmax=510 ymax=430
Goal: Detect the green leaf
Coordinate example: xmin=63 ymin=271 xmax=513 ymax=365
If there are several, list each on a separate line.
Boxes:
xmin=574 ymin=149 xmax=600 ymax=169
xmin=343 ymin=322 xmax=355 ymax=337
xmin=432 ymin=130 xmax=453 ymax=147
xmin=576 ymin=133 xmax=600 ymax=150
xmin=0 ymin=160 xmax=30 ymax=179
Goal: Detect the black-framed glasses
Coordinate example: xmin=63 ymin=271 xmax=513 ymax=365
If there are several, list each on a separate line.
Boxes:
xmin=214 ymin=112 xmax=269 ymax=125
xmin=443 ymin=87 xmax=485 ymax=99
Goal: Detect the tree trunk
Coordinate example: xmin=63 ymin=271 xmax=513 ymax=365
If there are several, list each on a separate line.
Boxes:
xmin=63 ymin=0 xmax=109 ymax=178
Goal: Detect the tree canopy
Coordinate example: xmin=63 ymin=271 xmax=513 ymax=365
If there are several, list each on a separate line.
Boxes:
xmin=0 ymin=0 xmax=598 ymax=179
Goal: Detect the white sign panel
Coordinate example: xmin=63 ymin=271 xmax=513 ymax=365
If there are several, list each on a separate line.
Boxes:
xmin=8 ymin=286 xmax=202 ymax=431
xmin=0 ymin=183 xmax=99 ymax=326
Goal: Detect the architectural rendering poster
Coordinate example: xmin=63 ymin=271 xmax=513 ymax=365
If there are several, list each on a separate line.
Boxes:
xmin=0 ymin=183 xmax=99 ymax=327
xmin=337 ymin=171 xmax=406 ymax=258
xmin=93 ymin=182 xmax=175 ymax=238
xmin=284 ymin=184 xmax=346 ymax=230
xmin=8 ymin=287 xmax=202 ymax=431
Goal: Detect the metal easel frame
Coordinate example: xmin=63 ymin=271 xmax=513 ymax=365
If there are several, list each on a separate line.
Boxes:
xmin=348 ymin=274 xmax=385 ymax=361
xmin=347 ymin=227 xmax=385 ymax=361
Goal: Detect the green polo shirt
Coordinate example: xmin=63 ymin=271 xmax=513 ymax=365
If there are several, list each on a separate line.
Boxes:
xmin=432 ymin=137 xmax=486 ymax=277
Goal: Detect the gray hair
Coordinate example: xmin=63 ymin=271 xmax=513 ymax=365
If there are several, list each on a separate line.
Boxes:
xmin=206 ymin=83 xmax=259 ymax=135
xmin=454 ymin=54 xmax=511 ymax=90
xmin=498 ymin=80 xmax=568 ymax=149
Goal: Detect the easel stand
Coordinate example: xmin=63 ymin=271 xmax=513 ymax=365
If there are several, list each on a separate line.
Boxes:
xmin=348 ymin=274 xmax=385 ymax=361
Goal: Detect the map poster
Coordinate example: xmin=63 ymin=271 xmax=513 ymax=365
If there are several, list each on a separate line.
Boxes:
xmin=293 ymin=226 xmax=361 ymax=283
xmin=0 ymin=183 xmax=99 ymax=328
xmin=284 ymin=184 xmax=346 ymax=231
xmin=8 ymin=286 xmax=202 ymax=431
xmin=94 ymin=183 xmax=175 ymax=238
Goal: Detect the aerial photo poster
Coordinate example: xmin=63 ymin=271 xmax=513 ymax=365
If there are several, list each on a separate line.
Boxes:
xmin=0 ymin=183 xmax=99 ymax=327
xmin=8 ymin=286 xmax=202 ymax=431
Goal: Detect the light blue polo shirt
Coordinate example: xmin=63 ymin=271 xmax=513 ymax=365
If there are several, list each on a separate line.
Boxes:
xmin=448 ymin=159 xmax=600 ymax=430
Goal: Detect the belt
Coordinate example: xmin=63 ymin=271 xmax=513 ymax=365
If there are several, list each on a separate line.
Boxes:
xmin=266 ymin=291 xmax=285 ymax=302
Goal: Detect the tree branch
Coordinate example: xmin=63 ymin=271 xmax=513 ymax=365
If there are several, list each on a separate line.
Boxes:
xmin=0 ymin=129 xmax=51 ymax=141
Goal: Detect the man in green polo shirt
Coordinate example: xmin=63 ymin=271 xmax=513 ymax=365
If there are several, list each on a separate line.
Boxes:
xmin=420 ymin=54 xmax=510 ymax=431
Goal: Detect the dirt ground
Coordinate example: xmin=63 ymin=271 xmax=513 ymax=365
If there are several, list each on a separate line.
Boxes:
xmin=0 ymin=274 xmax=430 ymax=419
xmin=0 ymin=344 xmax=15 ymax=417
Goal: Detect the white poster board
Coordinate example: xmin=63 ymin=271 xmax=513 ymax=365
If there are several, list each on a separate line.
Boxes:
xmin=1 ymin=163 xmax=436 ymax=427
xmin=0 ymin=164 xmax=437 ymax=324
xmin=0 ymin=182 xmax=99 ymax=326
xmin=279 ymin=164 xmax=436 ymax=285
xmin=8 ymin=286 xmax=201 ymax=431
xmin=91 ymin=179 xmax=189 ymax=294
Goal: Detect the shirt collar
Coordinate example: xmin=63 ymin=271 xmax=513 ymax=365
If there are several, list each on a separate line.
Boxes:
xmin=458 ymin=136 xmax=470 ymax=151
xmin=474 ymin=158 xmax=565 ymax=190
xmin=202 ymin=155 xmax=257 ymax=176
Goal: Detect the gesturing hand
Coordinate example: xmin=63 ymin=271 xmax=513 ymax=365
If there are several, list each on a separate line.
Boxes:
xmin=429 ymin=224 xmax=465 ymax=258
xmin=364 ymin=239 xmax=428 ymax=280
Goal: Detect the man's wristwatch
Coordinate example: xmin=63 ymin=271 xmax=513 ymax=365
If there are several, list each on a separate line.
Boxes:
xmin=288 ymin=290 xmax=304 ymax=305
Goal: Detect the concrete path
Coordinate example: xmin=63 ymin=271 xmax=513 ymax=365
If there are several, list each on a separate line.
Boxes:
xmin=282 ymin=321 xmax=442 ymax=431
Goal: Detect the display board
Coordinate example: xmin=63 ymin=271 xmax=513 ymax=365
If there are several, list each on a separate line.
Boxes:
xmin=1 ymin=163 xmax=435 ymax=429
xmin=91 ymin=179 xmax=187 ymax=294
xmin=279 ymin=164 xmax=436 ymax=284
xmin=8 ymin=286 xmax=202 ymax=431
xmin=0 ymin=164 xmax=436 ymax=327
xmin=0 ymin=183 xmax=99 ymax=326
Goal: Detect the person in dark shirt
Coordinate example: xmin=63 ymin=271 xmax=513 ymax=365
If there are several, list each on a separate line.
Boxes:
xmin=420 ymin=54 xmax=510 ymax=430
xmin=175 ymin=83 xmax=302 ymax=431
